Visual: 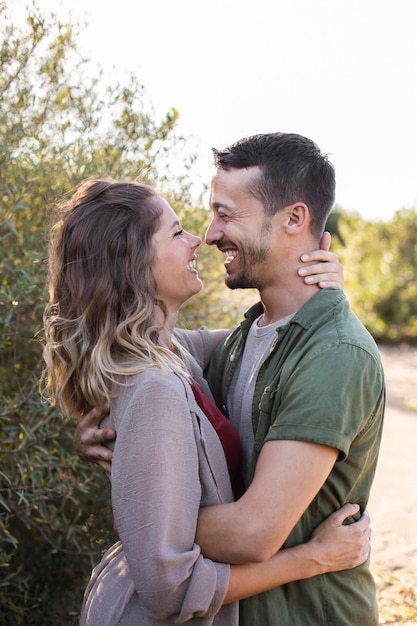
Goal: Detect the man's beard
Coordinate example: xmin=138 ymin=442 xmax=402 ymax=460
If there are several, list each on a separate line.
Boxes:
xmin=225 ymin=234 xmax=271 ymax=290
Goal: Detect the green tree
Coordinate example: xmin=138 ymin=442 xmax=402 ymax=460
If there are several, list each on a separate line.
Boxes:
xmin=328 ymin=206 xmax=417 ymax=343
xmin=0 ymin=2 xmax=220 ymax=623
xmin=372 ymin=209 xmax=417 ymax=341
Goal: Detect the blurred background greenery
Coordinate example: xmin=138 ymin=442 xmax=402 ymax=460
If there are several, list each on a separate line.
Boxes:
xmin=1 ymin=2 xmax=416 ymax=623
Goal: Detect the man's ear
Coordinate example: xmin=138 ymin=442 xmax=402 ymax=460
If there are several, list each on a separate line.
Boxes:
xmin=284 ymin=202 xmax=309 ymax=233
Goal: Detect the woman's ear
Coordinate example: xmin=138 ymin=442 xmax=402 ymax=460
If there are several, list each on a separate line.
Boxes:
xmin=284 ymin=202 xmax=309 ymax=233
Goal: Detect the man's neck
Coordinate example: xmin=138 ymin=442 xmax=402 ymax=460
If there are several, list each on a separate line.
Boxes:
xmin=257 ymin=281 xmax=319 ymax=327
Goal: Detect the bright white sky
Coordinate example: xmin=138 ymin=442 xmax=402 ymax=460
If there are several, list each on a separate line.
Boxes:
xmin=14 ymin=0 xmax=417 ymax=221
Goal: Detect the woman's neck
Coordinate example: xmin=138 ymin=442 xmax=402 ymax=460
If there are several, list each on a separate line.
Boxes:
xmin=154 ymin=306 xmax=178 ymax=348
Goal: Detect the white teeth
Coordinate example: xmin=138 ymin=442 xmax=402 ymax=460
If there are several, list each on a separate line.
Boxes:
xmin=222 ymin=250 xmax=238 ymax=262
xmin=187 ymin=259 xmax=197 ymax=271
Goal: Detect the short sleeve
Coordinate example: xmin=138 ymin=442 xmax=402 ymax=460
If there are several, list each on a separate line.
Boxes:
xmin=264 ymin=343 xmax=385 ymax=460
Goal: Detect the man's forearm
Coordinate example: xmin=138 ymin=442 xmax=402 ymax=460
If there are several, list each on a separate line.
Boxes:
xmin=196 ymin=500 xmax=286 ymax=564
xmin=196 ymin=440 xmax=338 ymax=564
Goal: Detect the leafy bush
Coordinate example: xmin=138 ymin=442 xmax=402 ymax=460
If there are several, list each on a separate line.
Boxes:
xmin=0 ymin=2 xmax=201 ymax=621
xmin=329 ymin=207 xmax=417 ymax=343
xmin=0 ymin=385 xmax=116 ymax=624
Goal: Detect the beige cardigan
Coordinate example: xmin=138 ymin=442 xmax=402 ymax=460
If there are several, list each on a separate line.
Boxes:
xmin=80 ymin=328 xmax=238 ymax=625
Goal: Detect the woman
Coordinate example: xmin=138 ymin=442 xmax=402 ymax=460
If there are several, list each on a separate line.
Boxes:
xmin=43 ymin=180 xmax=370 ymax=625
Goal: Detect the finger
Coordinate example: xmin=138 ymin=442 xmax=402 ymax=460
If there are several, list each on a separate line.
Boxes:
xmin=326 ymin=503 xmax=360 ymax=527
xmin=91 ymin=427 xmax=116 ymax=444
xmin=300 ymin=250 xmax=338 ymax=264
xmin=94 ymin=444 xmax=114 ymax=462
xmin=303 ymin=273 xmax=342 ymax=285
xmin=79 ymin=442 xmax=113 ymax=464
xmin=317 ymin=281 xmax=343 ymax=289
xmin=97 ymin=459 xmax=112 ymax=473
xmin=96 ymin=444 xmax=114 ymax=473
xmin=299 ymin=261 xmax=339 ymax=277
xmin=353 ymin=510 xmax=371 ymax=532
xmin=320 ymin=231 xmax=331 ymax=251
xmin=82 ymin=453 xmax=112 ymax=473
xmin=81 ymin=405 xmax=110 ymax=427
xmin=77 ymin=426 xmax=116 ymax=452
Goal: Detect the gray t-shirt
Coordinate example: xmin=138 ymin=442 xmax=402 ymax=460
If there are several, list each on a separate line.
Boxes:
xmin=228 ymin=313 xmax=295 ymax=486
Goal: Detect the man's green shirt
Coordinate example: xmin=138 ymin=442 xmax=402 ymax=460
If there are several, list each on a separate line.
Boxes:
xmin=205 ymin=289 xmax=385 ymax=626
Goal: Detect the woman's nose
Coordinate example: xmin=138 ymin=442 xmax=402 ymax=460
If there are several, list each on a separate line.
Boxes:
xmin=188 ymin=231 xmax=201 ymax=249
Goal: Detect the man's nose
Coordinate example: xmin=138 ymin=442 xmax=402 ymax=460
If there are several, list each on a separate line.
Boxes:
xmin=205 ymin=218 xmax=222 ymax=246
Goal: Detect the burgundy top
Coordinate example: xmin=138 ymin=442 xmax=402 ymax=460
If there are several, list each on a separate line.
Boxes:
xmin=190 ymin=379 xmax=245 ymax=500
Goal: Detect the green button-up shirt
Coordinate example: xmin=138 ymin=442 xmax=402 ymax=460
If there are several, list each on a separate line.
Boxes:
xmin=205 ymin=289 xmax=385 ymax=626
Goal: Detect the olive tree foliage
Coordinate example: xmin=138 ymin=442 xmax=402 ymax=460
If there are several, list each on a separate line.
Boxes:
xmin=0 ymin=2 xmax=232 ymax=623
xmin=328 ymin=206 xmax=417 ymax=343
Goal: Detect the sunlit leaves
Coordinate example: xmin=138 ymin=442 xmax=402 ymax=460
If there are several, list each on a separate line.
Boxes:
xmin=329 ymin=206 xmax=417 ymax=342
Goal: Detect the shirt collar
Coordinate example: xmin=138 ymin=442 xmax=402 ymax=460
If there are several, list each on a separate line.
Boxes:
xmin=243 ymin=289 xmax=347 ymax=332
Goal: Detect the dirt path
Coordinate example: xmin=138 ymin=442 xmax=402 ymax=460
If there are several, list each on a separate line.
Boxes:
xmin=369 ymin=345 xmax=417 ymax=569
xmin=368 ymin=345 xmax=417 ymax=624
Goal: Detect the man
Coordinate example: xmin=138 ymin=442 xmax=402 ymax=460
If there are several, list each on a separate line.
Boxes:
xmin=191 ymin=133 xmax=385 ymax=625
xmin=75 ymin=132 xmax=384 ymax=625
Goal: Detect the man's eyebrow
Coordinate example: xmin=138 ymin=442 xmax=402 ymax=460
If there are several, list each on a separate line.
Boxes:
xmin=212 ymin=202 xmax=232 ymax=211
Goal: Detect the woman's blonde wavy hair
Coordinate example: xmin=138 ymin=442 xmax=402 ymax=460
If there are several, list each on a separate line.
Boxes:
xmin=43 ymin=179 xmax=190 ymax=419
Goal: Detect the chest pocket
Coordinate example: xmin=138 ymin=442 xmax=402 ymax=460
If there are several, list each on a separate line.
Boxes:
xmin=254 ymin=384 xmax=279 ymax=454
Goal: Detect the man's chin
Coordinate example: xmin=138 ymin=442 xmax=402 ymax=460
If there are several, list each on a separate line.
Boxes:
xmin=225 ymin=274 xmax=255 ymax=290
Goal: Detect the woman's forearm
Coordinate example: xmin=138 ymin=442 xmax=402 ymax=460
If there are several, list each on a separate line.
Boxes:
xmin=224 ymin=510 xmax=370 ymax=604
xmin=225 ymin=542 xmax=320 ymax=603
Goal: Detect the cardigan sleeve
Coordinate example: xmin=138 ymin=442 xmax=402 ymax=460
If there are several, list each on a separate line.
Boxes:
xmin=174 ymin=327 xmax=231 ymax=371
xmin=110 ymin=370 xmax=230 ymax=623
